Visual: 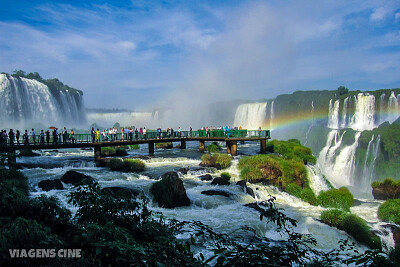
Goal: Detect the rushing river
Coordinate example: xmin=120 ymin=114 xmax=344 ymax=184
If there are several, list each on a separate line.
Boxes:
xmin=19 ymin=141 xmax=393 ymax=257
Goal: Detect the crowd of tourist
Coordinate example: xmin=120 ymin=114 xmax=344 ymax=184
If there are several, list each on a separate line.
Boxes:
xmin=0 ymin=125 xmax=257 ymax=146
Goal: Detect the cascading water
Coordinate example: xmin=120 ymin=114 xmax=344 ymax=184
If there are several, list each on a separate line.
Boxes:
xmin=360 ymin=135 xmax=381 ymax=193
xmin=327 ymin=99 xmax=340 ymax=129
xmin=0 ymin=74 xmax=86 ymax=127
xmin=233 ymin=102 xmax=267 ymax=129
xmin=349 ymin=93 xmax=376 ymax=131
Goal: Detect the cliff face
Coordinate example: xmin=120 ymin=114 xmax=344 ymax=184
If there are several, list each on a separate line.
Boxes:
xmin=0 ymin=73 xmax=87 ymax=127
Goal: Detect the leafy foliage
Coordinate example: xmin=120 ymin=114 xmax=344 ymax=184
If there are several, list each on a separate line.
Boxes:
xmin=201 ymin=153 xmax=232 ymax=169
xmin=107 ymin=158 xmax=145 ymax=172
xmin=317 ymin=187 xmax=354 ymax=211
xmin=101 ymin=146 xmax=128 ymax=157
xmin=321 ymin=209 xmax=381 ymax=250
xmin=207 ymin=142 xmax=221 ymax=153
xmin=220 ymin=172 xmax=231 ymax=181
xmin=378 ymin=199 xmax=400 ymax=225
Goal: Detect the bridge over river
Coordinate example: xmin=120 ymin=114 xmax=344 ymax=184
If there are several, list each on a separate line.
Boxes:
xmin=0 ymin=129 xmax=270 ymax=166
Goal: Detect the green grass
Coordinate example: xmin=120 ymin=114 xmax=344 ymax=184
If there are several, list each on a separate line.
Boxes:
xmin=220 ymin=172 xmax=231 ymax=181
xmin=320 ymin=209 xmax=381 ymax=249
xmin=317 ymin=187 xmax=354 ymax=211
xmin=129 ymin=144 xmax=140 ymax=150
xmin=201 ymin=153 xmax=232 ymax=170
xmin=207 ymin=142 xmax=221 ymax=153
xmin=101 ymin=147 xmax=128 ymax=157
xmin=267 ymin=139 xmax=316 ymax=164
xmin=378 ymin=199 xmax=400 ymax=225
xmin=107 ymin=158 xmax=145 ymax=172
xmin=155 ymin=142 xmax=173 ymax=149
xmin=286 ymin=183 xmax=318 ymax=205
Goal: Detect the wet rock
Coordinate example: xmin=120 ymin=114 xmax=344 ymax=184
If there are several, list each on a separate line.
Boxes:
xmin=353 ymin=199 xmax=362 ymax=206
xmin=201 ymin=190 xmax=231 ymax=198
xmin=236 ymin=180 xmax=255 ymax=198
xmin=244 ymin=202 xmax=264 ymax=213
xmin=199 ymin=174 xmax=213 ymax=181
xmin=150 ymin=172 xmax=190 ymax=208
xmin=178 ymin=167 xmax=190 ymax=175
xmin=38 ymin=179 xmax=64 ymax=191
xmin=101 ymin=187 xmax=140 ymax=198
xmin=372 ymin=183 xmax=400 ymax=200
xmin=383 ymin=224 xmax=400 ymax=247
xmin=19 ymin=149 xmax=40 ymax=157
xmin=211 ymin=177 xmax=230 ymax=186
xmin=60 ymin=170 xmax=95 ymax=186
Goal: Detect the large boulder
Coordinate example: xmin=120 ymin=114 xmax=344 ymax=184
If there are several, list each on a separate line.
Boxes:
xmin=101 ymin=187 xmax=140 ymax=198
xmin=38 ymin=179 xmax=64 ymax=191
xmin=60 ymin=170 xmax=95 ymax=186
xmin=150 ymin=172 xmax=190 ymax=208
xmin=201 ymin=190 xmax=231 ymax=198
xmin=372 ymin=180 xmax=400 ymax=200
xmin=211 ymin=177 xmax=230 ymax=186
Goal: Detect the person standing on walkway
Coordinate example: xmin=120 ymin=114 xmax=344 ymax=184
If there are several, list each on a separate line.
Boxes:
xmin=135 ymin=128 xmax=138 ymax=140
xmin=31 ymin=128 xmax=36 ymax=145
xmin=143 ymin=127 xmax=147 ymax=139
xmin=95 ymin=129 xmax=101 ymax=142
xmin=16 ymin=130 xmax=20 ymax=145
xmin=23 ymin=130 xmax=29 ymax=146
xmin=91 ymin=127 xmax=95 ymax=143
xmin=8 ymin=129 xmax=14 ymax=146
xmin=189 ymin=127 xmax=192 ymax=137
xmin=62 ymin=127 xmax=67 ymax=144
xmin=121 ymin=128 xmax=125 ymax=141
xmin=40 ymin=130 xmax=45 ymax=145
xmin=70 ymin=129 xmax=75 ymax=144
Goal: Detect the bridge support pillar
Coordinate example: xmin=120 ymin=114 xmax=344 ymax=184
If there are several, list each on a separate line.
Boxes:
xmin=180 ymin=140 xmax=186 ymax=149
xmin=149 ymin=142 xmax=155 ymax=154
xmin=260 ymin=139 xmax=266 ymax=154
xmin=199 ymin=141 xmax=205 ymax=152
xmin=7 ymin=152 xmax=16 ymax=170
xmin=94 ymin=146 xmax=101 ymax=160
xmin=226 ymin=141 xmax=237 ymax=156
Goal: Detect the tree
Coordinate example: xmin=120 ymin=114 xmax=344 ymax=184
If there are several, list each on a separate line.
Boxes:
xmin=12 ymin=69 xmax=26 ymax=78
xmin=337 ymin=86 xmax=349 ymax=96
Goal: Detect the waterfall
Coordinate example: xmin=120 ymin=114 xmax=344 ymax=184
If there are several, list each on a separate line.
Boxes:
xmin=361 ymin=135 xmax=381 ymax=193
xmin=327 ymin=99 xmax=340 ymax=129
xmin=379 ymin=93 xmax=386 ymax=124
xmin=0 ymin=74 xmax=86 ymax=127
xmin=349 ymin=93 xmax=375 ymax=131
xmin=387 ymin=91 xmax=400 ymax=123
xmin=270 ymin=101 xmax=275 ymax=130
xmin=306 ymin=165 xmax=330 ymax=195
xmin=233 ymin=102 xmax=267 ymax=129
xmin=341 ymin=97 xmax=349 ymax=128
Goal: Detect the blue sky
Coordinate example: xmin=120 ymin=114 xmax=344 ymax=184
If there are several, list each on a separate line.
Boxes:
xmin=0 ymin=0 xmax=399 ymax=110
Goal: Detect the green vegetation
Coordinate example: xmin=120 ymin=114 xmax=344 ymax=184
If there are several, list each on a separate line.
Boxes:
xmin=101 ymin=147 xmax=128 ymax=157
xmin=358 ymin=122 xmax=400 ymax=180
xmin=286 ymin=183 xmax=318 ymax=205
xmin=378 ymin=199 xmax=400 ymax=225
xmin=155 ymin=142 xmax=173 ymax=149
xmin=220 ymin=172 xmax=231 ymax=181
xmin=11 ymin=70 xmax=83 ymax=96
xmin=107 ymin=158 xmax=145 ymax=172
xmin=207 ymin=142 xmax=221 ymax=153
xmin=129 ymin=144 xmax=140 ymax=150
xmin=371 ymin=178 xmax=400 ymax=199
xmin=238 ymin=154 xmax=308 ymax=188
xmin=317 ymin=187 xmax=354 ymax=211
xmin=337 ymin=86 xmax=349 ymax=96
xmin=201 ymin=153 xmax=232 ymax=169
xmin=320 ymin=209 xmax=381 ymax=249
xmin=266 ymin=139 xmax=316 ymax=164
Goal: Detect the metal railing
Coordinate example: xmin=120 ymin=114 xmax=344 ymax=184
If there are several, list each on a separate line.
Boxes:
xmin=0 ymin=129 xmax=270 ymax=147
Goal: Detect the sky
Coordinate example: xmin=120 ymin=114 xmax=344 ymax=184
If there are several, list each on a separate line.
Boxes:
xmin=0 ymin=0 xmax=399 ymax=111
